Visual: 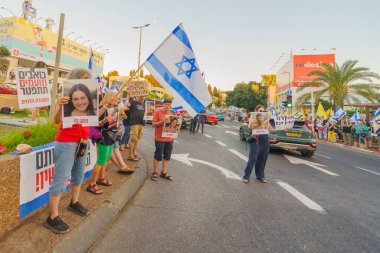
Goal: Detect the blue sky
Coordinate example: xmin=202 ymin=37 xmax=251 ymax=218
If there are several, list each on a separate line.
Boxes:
xmin=2 ymin=0 xmax=380 ymax=90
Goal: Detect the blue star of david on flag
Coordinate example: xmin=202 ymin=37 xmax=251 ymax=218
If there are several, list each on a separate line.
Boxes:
xmin=175 ymin=55 xmax=199 ymax=79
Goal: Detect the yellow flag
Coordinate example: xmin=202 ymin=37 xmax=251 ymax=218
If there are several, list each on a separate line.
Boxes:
xmin=316 ymin=102 xmax=327 ymax=119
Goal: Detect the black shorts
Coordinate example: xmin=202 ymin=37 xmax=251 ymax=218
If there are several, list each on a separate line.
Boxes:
xmin=154 ymin=140 xmax=174 ymax=161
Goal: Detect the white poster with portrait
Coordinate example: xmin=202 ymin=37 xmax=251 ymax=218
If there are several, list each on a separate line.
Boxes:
xmin=144 ymin=100 xmax=155 ymax=121
xmin=15 ymin=68 xmax=51 ymax=109
xmin=161 ymin=115 xmax=181 ymax=139
xmin=250 ymin=112 xmax=269 ymax=135
xmin=107 ymin=107 xmax=119 ymax=129
xmin=62 ymin=79 xmax=99 ymax=128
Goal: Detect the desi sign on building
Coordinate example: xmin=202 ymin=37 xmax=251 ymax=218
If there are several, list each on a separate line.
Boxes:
xmin=293 ymin=54 xmax=335 ymax=87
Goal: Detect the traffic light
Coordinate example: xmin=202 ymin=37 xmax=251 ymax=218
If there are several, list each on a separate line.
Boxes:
xmin=286 ymin=94 xmax=292 ymax=108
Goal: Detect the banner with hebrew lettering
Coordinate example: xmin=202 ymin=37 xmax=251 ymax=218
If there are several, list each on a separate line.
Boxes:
xmin=273 ymin=115 xmax=296 ymax=130
xmin=15 ymin=68 xmax=51 ymax=109
xmin=18 ymin=141 xmax=96 ymax=219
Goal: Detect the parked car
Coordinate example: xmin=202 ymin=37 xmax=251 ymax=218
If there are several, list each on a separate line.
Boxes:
xmin=205 ymin=112 xmax=218 ymax=124
xmin=239 ymin=119 xmax=317 ymax=157
xmin=0 ymin=85 xmax=17 ymax=95
xmin=216 ymin=113 xmax=224 ymax=121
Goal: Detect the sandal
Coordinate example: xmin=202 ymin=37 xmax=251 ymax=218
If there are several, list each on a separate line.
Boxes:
xmin=86 ymin=184 xmax=103 ymax=195
xmin=127 ymin=156 xmax=140 ymax=161
xmin=96 ymin=177 xmax=113 ymax=186
xmin=133 ymin=154 xmax=141 ymax=160
xmin=118 ymin=166 xmax=135 ymax=175
xmin=160 ymin=172 xmax=173 ymax=181
xmin=151 ymin=172 xmax=158 ymax=181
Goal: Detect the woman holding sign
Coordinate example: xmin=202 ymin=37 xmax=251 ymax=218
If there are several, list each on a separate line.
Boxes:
xmin=45 ymin=69 xmax=107 ymax=234
xmin=242 ymin=105 xmax=275 ymax=184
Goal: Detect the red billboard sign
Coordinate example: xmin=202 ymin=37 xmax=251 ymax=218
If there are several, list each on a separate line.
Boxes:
xmin=293 ymin=54 xmax=335 ymax=87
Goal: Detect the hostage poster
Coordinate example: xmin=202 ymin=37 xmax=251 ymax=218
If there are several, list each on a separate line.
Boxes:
xmin=273 ymin=115 xmax=295 ymax=130
xmin=62 ymin=79 xmax=99 ymax=128
xmin=162 ymin=115 xmax=181 ymax=138
xmin=250 ymin=112 xmax=269 ymax=135
xmin=15 ymin=68 xmax=51 ymax=109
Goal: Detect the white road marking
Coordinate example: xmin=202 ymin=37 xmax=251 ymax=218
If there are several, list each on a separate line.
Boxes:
xmin=215 ymin=141 xmax=227 ymax=147
xmin=354 ymin=166 xmax=380 ymax=176
xmin=230 ymin=126 xmax=240 ymax=129
xmin=171 ymin=154 xmax=241 ymax=180
xmin=225 ymin=130 xmax=238 ymax=136
xmin=277 ymin=181 xmax=326 ymax=213
xmin=283 ymin=154 xmax=339 ymax=176
xmin=229 ymin=149 xmax=248 ymax=162
xmin=204 ymin=134 xmax=213 ymax=138
xmin=315 ymin=153 xmax=331 ymax=159
xmin=219 ymin=124 xmax=231 ymax=128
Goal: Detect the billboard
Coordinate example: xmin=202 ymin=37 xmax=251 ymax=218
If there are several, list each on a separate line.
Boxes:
xmin=0 ymin=17 xmax=104 ymax=71
xmin=293 ymin=54 xmax=335 ymax=87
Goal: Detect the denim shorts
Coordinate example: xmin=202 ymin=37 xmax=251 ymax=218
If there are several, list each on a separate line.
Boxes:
xmin=49 ymin=141 xmax=89 ymax=196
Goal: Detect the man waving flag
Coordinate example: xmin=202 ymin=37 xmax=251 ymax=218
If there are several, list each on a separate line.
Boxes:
xmin=143 ymin=23 xmax=212 ymax=117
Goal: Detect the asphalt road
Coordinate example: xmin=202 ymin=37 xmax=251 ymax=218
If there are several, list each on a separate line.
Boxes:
xmin=90 ymin=121 xmax=380 ymax=253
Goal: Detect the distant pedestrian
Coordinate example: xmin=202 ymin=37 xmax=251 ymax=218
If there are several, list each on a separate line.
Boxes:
xmin=151 ymin=99 xmax=175 ymax=181
xmin=190 ymin=114 xmax=198 ymax=133
xmin=197 ymin=109 xmax=206 ymax=133
xmin=119 ymin=101 xmax=131 ymax=150
xmin=342 ymin=115 xmax=353 ymax=145
xmin=242 ymin=105 xmax=274 ymax=184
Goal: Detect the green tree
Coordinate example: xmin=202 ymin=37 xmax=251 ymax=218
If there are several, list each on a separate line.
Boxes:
xmin=207 ymin=84 xmax=213 ymax=96
xmin=0 ymin=46 xmax=10 ymax=84
xmin=296 ymin=60 xmax=380 ymax=109
xmin=212 ymin=86 xmax=218 ymax=97
xmin=225 ymin=81 xmax=268 ymax=111
xmin=144 ymin=74 xmax=162 ymax=88
xmin=104 ymin=70 xmax=119 ymax=83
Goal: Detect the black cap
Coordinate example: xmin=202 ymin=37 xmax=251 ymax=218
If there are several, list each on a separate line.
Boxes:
xmin=163 ymin=99 xmax=172 ymax=104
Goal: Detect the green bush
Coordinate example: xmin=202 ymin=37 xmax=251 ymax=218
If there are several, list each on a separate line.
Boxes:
xmin=0 ymin=121 xmax=59 ymax=154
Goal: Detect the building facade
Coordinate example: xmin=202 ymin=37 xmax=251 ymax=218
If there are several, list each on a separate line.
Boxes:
xmin=276 ymin=53 xmax=335 ymax=110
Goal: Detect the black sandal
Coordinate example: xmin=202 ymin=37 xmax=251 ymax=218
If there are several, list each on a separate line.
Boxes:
xmin=160 ymin=172 xmax=173 ymax=181
xmin=151 ymin=172 xmax=158 ymax=181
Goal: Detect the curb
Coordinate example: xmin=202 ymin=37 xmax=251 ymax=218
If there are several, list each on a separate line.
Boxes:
xmin=52 ymin=155 xmax=148 ymax=253
xmin=317 ymin=140 xmax=380 ymax=155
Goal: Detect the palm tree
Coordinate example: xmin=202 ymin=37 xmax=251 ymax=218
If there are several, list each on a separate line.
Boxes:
xmin=261 ymin=74 xmax=276 ymax=106
xmin=296 ymin=60 xmax=380 ymax=109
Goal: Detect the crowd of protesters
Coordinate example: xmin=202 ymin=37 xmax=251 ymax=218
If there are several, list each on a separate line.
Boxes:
xmin=44 ymin=67 xmax=178 ymax=234
xmin=312 ymin=115 xmax=380 ymax=150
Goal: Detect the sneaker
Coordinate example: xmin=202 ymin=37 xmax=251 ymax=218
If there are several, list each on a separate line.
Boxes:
xmin=68 ymin=201 xmax=89 ymax=216
xmin=44 ymin=215 xmax=70 ymax=234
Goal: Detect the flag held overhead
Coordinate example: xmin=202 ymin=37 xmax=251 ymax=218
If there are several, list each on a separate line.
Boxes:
xmin=143 ymin=23 xmax=212 ymax=117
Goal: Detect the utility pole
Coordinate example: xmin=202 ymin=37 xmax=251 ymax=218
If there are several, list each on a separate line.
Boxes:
xmin=133 ymin=24 xmax=150 ymax=73
xmin=49 ymin=13 xmax=64 ymax=120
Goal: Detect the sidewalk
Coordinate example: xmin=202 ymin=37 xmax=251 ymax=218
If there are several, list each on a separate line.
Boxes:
xmin=317 ymin=139 xmax=380 ymax=155
xmin=0 ymin=116 xmax=47 ymax=128
xmin=0 ymin=150 xmax=148 ymax=253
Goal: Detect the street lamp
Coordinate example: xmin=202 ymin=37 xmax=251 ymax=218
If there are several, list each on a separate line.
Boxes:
xmin=95 ymin=45 xmax=103 ymax=50
xmin=133 ymin=23 xmax=151 ymax=70
xmin=82 ymin=39 xmax=91 ymax=45
xmin=89 ymin=42 xmax=97 ymax=47
xmin=0 ymin=6 xmax=16 ymax=16
xmin=65 ymin=31 xmax=74 ymax=38
xmin=75 ymin=36 xmax=83 ymax=42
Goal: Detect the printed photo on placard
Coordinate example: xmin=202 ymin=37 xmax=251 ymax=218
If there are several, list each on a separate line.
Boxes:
xmin=161 ymin=115 xmax=181 ymax=138
xmin=15 ymin=68 xmax=51 ymax=109
xmin=107 ymin=107 xmax=119 ymax=129
xmin=62 ymin=79 xmax=98 ymax=128
xmin=250 ymin=112 xmax=269 ymax=135
xmin=144 ymin=100 xmax=155 ymax=121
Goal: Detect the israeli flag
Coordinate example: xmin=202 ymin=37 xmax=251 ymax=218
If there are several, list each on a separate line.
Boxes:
xmin=349 ymin=110 xmax=361 ymax=123
xmin=143 ymin=23 xmax=212 ymax=117
xmin=332 ymin=106 xmax=346 ymax=121
xmin=374 ymin=108 xmax=380 ymax=120
xmin=88 ymin=49 xmax=101 ymax=84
